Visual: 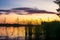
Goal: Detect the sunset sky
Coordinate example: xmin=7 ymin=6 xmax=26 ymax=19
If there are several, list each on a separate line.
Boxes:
xmin=0 ymin=0 xmax=60 ymax=38
xmin=0 ymin=0 xmax=58 ymax=12
xmin=0 ymin=13 xmax=60 ymax=24
xmin=0 ymin=13 xmax=60 ymax=37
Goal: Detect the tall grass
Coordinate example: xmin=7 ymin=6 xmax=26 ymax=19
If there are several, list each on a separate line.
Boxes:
xmin=26 ymin=21 xmax=60 ymax=40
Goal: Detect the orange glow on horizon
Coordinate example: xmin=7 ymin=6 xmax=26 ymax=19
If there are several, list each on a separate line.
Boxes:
xmin=0 ymin=13 xmax=60 ymax=37
xmin=0 ymin=13 xmax=60 ymax=24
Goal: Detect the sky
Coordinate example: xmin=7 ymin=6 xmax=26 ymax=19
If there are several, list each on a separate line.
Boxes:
xmin=0 ymin=0 xmax=59 ymax=12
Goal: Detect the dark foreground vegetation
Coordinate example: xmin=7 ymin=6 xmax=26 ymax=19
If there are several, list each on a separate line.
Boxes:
xmin=41 ymin=21 xmax=60 ymax=40
xmin=25 ymin=21 xmax=60 ymax=40
xmin=0 ymin=21 xmax=60 ymax=40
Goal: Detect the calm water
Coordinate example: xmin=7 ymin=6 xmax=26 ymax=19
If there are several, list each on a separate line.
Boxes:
xmin=0 ymin=25 xmax=47 ymax=40
xmin=0 ymin=26 xmax=25 ymax=40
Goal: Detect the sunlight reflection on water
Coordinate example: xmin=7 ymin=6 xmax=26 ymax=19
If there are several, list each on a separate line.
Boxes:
xmin=0 ymin=26 xmax=25 ymax=38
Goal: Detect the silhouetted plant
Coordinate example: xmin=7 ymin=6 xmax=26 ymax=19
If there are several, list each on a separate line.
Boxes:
xmin=25 ymin=21 xmax=32 ymax=40
xmin=34 ymin=24 xmax=46 ymax=40
xmin=25 ymin=26 xmax=28 ymax=40
xmin=34 ymin=25 xmax=41 ymax=40
xmin=28 ymin=22 xmax=32 ymax=40
xmin=41 ymin=21 xmax=60 ymax=40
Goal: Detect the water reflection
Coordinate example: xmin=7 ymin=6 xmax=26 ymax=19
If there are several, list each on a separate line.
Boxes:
xmin=0 ymin=26 xmax=25 ymax=40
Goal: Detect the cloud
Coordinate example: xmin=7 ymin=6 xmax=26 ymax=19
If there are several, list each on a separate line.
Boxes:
xmin=0 ymin=0 xmax=58 ymax=12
